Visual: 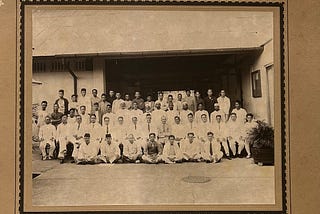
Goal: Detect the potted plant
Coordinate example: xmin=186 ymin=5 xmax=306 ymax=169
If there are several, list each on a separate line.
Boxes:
xmin=247 ymin=120 xmax=274 ymax=166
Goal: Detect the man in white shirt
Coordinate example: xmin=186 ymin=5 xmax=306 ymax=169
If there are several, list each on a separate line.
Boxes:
xmin=243 ymin=113 xmax=258 ymax=158
xmin=183 ymin=90 xmax=196 ymax=113
xmin=122 ymin=134 xmax=143 ymax=163
xmin=195 ymin=113 xmax=211 ymax=142
xmin=116 ymin=102 xmax=130 ymax=125
xmin=102 ymin=104 xmax=116 ymax=126
xmin=179 ymin=102 xmax=193 ymax=125
xmin=79 ymin=105 xmax=90 ymax=126
xmin=87 ymin=114 xmax=103 ymax=144
xmin=37 ymin=101 xmax=50 ymax=127
xmin=130 ymin=101 xmax=144 ymax=121
xmin=56 ymin=114 xmax=73 ymax=163
xmin=194 ymin=103 xmax=209 ymax=124
xmin=69 ymin=94 xmax=79 ymax=111
xmin=210 ymin=103 xmax=225 ymax=124
xmin=102 ymin=115 xmax=114 ymax=134
xmin=99 ymin=134 xmax=121 ymax=164
xmin=76 ymin=133 xmax=100 ymax=164
xmin=206 ymin=132 xmax=223 ymax=163
xmin=70 ymin=115 xmax=87 ymax=161
xmin=112 ymin=92 xmax=124 ymax=114
xmin=38 ymin=116 xmax=56 ymax=160
xmin=166 ymin=101 xmax=180 ymax=126
xmin=180 ymin=132 xmax=201 ymax=162
xmin=184 ymin=113 xmax=197 ymax=138
xmin=162 ymin=135 xmax=183 ymax=164
xmin=226 ymin=113 xmax=245 ymax=158
xmin=77 ymin=88 xmax=91 ymax=111
xmin=175 ymin=93 xmax=183 ymax=112
xmin=231 ymin=100 xmax=248 ymax=124
xmin=90 ymin=89 xmax=101 ymax=112
xmin=212 ymin=115 xmax=231 ymax=159
xmin=112 ymin=116 xmax=128 ymax=146
xmin=171 ymin=116 xmax=186 ymax=144
xmin=127 ymin=116 xmax=146 ymax=151
xmin=68 ymin=108 xmax=77 ymax=125
xmin=90 ymin=102 xmax=102 ymax=124
xmin=199 ymin=131 xmax=213 ymax=163
xmin=151 ymin=101 xmax=167 ymax=126
xmin=156 ymin=115 xmax=171 ymax=147
xmin=217 ymin=90 xmax=231 ymax=121
xmin=141 ymin=113 xmax=157 ymax=142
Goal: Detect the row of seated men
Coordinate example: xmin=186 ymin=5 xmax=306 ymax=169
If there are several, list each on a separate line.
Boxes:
xmin=37 ymin=110 xmax=258 ymax=163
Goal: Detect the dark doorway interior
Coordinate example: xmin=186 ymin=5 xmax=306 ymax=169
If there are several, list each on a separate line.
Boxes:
xmin=105 ymin=51 xmax=260 ymax=103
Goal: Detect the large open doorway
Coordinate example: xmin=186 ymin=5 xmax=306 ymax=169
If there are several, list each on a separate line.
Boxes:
xmin=105 ymin=48 xmax=262 ymax=105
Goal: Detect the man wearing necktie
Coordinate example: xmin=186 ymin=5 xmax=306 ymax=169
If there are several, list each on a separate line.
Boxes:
xmin=157 ymin=116 xmax=171 ymax=147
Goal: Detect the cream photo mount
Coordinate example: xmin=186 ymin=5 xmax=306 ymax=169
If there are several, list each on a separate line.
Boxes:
xmin=19 ymin=0 xmax=288 ymax=213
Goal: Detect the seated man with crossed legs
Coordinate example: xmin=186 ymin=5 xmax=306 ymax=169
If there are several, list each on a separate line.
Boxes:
xmin=142 ymin=133 xmax=163 ymax=164
xmin=180 ymin=132 xmax=201 ymax=162
xmin=162 ymin=135 xmax=183 ymax=164
xmin=76 ymin=133 xmax=100 ymax=165
xmin=99 ymin=134 xmax=121 ymax=164
xmin=122 ymin=134 xmax=143 ymax=163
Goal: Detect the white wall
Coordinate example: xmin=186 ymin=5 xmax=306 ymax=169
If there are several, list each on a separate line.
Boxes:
xmin=32 ymin=62 xmax=105 ymax=112
xmin=241 ymin=40 xmax=274 ymax=124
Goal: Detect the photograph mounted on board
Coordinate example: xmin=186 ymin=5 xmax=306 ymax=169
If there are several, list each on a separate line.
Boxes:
xmin=28 ymin=6 xmax=281 ymax=209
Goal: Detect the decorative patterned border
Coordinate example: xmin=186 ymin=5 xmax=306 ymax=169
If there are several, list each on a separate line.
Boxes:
xmin=19 ymin=0 xmax=287 ymax=213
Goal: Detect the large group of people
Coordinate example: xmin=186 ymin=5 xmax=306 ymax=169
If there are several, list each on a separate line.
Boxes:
xmin=32 ymin=88 xmax=258 ymax=164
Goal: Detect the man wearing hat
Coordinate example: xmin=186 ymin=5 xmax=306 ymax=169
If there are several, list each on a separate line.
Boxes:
xmin=76 ymin=133 xmax=100 ymax=164
xmin=122 ymin=134 xmax=143 ymax=163
xmin=142 ymin=133 xmax=163 ymax=164
xmin=99 ymin=134 xmax=121 ymax=164
xmin=180 ymin=132 xmax=201 ymax=162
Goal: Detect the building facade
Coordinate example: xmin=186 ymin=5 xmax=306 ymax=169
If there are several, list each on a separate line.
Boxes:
xmin=32 ymin=9 xmax=274 ymax=125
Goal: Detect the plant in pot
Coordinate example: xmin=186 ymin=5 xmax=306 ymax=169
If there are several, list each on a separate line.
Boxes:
xmin=247 ymin=120 xmax=274 ymax=166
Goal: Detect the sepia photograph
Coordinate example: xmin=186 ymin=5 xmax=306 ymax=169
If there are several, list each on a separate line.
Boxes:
xmin=28 ymin=5 xmax=281 ymax=210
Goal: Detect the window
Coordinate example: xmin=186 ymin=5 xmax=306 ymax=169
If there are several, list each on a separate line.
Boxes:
xmin=251 ymin=70 xmax=262 ymax=97
xmin=32 ymin=60 xmax=46 ymax=73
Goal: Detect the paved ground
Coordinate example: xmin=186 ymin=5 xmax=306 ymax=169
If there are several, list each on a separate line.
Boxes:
xmin=32 ymin=152 xmax=275 ymax=206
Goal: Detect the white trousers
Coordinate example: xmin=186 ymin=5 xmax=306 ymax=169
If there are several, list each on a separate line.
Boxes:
xmin=228 ymin=137 xmax=245 ymax=155
xmin=216 ymin=139 xmax=229 ymax=156
xmin=39 ymin=140 xmax=55 ymax=157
